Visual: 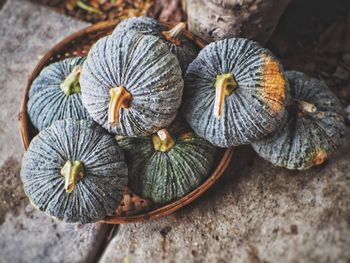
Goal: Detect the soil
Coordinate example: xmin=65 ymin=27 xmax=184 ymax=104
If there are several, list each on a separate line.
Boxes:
xmin=0 ymin=157 xmax=28 ymax=224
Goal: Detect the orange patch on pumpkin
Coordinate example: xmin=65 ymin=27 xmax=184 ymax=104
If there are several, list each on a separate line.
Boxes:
xmin=261 ymin=54 xmax=286 ymax=114
xmin=312 ymin=150 xmax=328 ymax=166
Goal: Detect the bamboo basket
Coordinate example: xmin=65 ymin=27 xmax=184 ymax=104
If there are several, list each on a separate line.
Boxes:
xmin=18 ymin=20 xmax=234 ymax=224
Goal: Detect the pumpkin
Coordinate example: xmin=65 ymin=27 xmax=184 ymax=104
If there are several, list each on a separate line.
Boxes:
xmin=28 ymin=57 xmax=90 ymax=130
xmin=252 ymin=71 xmax=345 ymax=170
xmin=80 ymin=30 xmax=183 ymax=137
xmin=182 ymin=38 xmax=288 ymax=147
xmin=113 ymin=16 xmax=198 ymax=73
xmin=21 ymin=119 xmax=128 ymax=223
xmin=116 ymin=123 xmax=216 ymax=204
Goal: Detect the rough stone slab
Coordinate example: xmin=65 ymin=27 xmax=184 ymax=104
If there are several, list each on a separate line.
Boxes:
xmin=101 ymin=129 xmax=350 ymax=263
xmin=0 ymin=206 xmax=101 ymax=262
xmin=0 ymin=1 xmax=110 ymax=262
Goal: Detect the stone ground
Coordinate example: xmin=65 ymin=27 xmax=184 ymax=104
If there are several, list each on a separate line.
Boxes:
xmin=1 ymin=0 xmax=350 ymax=262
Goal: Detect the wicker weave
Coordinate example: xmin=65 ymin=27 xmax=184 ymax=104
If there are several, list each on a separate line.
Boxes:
xmin=18 ymin=20 xmax=234 ymax=224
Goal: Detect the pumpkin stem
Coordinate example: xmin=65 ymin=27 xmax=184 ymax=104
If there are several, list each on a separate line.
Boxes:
xmin=298 ymin=100 xmax=317 ymax=113
xmin=60 ymin=160 xmax=85 ymax=193
xmin=312 ymin=150 xmax=328 ymax=166
xmin=179 ymin=132 xmax=194 ymax=141
xmin=214 ymin=73 xmax=237 ymax=118
xmin=115 ymin=135 xmax=127 ymax=141
xmin=152 ymin=129 xmax=175 ymax=152
xmin=108 ymin=86 xmax=132 ymax=127
xmin=60 ymin=65 xmax=82 ymax=96
xmin=161 ymin=22 xmax=186 ymax=46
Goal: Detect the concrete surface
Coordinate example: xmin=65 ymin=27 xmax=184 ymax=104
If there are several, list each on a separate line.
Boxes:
xmin=1 ymin=0 xmax=350 ymax=263
xmin=0 ymin=1 xmax=110 ymax=262
xmin=101 ymin=131 xmax=350 ymax=263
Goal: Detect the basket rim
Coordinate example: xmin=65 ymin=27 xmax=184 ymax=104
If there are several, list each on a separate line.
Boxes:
xmin=102 ymin=147 xmax=233 ymax=224
xmin=18 ymin=19 xmax=234 ymax=224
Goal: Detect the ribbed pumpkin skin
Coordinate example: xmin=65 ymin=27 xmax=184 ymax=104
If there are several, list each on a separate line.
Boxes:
xmin=183 ymin=38 xmax=288 ymax=147
xmin=113 ymin=17 xmax=199 ymax=73
xmin=113 ymin=17 xmax=160 ymax=37
xmin=21 ymin=119 xmax=128 ymax=223
xmin=117 ymin=129 xmax=216 ymax=204
xmin=252 ymin=71 xmax=345 ymax=170
xmin=28 ymin=57 xmax=90 ymax=130
xmin=80 ymin=31 xmax=183 ymax=137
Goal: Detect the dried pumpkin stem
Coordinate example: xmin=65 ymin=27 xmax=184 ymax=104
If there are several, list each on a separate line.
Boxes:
xmin=312 ymin=150 xmax=328 ymax=166
xmin=179 ymin=132 xmax=194 ymax=141
xmin=214 ymin=73 xmax=238 ymax=118
xmin=108 ymin=86 xmax=132 ymax=127
xmin=161 ymin=22 xmax=186 ymax=46
xmin=298 ymin=100 xmax=317 ymax=113
xmin=60 ymin=65 xmax=82 ymax=96
xmin=60 ymin=160 xmax=85 ymax=193
xmin=115 ymin=135 xmax=127 ymax=141
xmin=152 ymin=129 xmax=175 ymax=152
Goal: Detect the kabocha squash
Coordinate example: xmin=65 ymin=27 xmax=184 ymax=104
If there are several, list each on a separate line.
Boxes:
xmin=113 ymin=16 xmax=198 ymax=73
xmin=116 ymin=124 xmax=216 ymax=204
xmin=252 ymin=71 xmax=345 ymax=170
xmin=183 ymin=38 xmax=288 ymax=147
xmin=80 ymin=30 xmax=183 ymax=137
xmin=28 ymin=57 xmax=90 ymax=130
xmin=21 ymin=119 xmax=128 ymax=223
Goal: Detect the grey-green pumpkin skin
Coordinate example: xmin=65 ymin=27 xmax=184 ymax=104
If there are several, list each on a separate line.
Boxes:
xmin=80 ymin=30 xmax=183 ymax=137
xmin=21 ymin=119 xmax=128 ymax=223
xmin=117 ymin=125 xmax=216 ymax=204
xmin=28 ymin=57 xmax=90 ymax=131
xmin=252 ymin=71 xmax=345 ymax=170
xmin=183 ymin=38 xmax=289 ymax=148
xmin=113 ymin=16 xmax=199 ymax=73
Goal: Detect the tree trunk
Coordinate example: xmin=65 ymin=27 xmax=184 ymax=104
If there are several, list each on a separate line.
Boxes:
xmin=186 ymin=0 xmax=291 ymax=45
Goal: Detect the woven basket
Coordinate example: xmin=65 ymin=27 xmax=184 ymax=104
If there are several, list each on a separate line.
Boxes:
xmin=18 ymin=20 xmax=234 ymax=224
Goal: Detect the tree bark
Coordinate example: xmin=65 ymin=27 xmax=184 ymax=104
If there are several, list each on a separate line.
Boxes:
xmin=186 ymin=0 xmax=291 ymax=45
xmin=147 ymin=0 xmax=186 ymax=22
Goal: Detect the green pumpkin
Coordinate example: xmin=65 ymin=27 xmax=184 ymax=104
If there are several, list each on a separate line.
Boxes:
xmin=183 ymin=38 xmax=288 ymax=147
xmin=28 ymin=57 xmax=90 ymax=130
xmin=117 ymin=124 xmax=216 ymax=204
xmin=80 ymin=30 xmax=183 ymax=137
xmin=252 ymin=71 xmax=345 ymax=170
xmin=113 ymin=16 xmax=199 ymax=73
xmin=21 ymin=119 xmax=128 ymax=223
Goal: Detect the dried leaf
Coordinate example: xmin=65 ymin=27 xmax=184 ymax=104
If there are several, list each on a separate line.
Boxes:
xmin=65 ymin=0 xmax=77 ymax=11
